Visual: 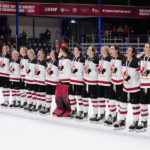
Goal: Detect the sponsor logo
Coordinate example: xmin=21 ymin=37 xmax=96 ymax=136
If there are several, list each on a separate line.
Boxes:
xmin=60 ymin=8 xmax=70 ymax=12
xmin=44 ymin=7 xmax=58 ymax=12
xmin=92 ymin=8 xmax=99 ymax=13
xmin=72 ymin=7 xmax=77 ymax=13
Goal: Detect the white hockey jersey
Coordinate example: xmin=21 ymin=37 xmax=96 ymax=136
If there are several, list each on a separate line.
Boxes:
xmin=97 ymin=55 xmax=111 ymax=86
xmin=58 ymin=55 xmax=72 ymax=83
xmin=9 ymin=59 xmax=21 ymax=82
xmin=83 ymin=56 xmax=99 ymax=85
xmin=110 ymin=54 xmax=124 ymax=85
xmin=45 ymin=59 xmax=59 ymax=85
xmin=140 ymin=55 xmax=150 ymax=89
xmin=34 ymin=59 xmax=46 ymax=85
xmin=122 ymin=57 xmax=140 ymax=93
xmin=20 ymin=55 xmax=29 ymax=79
xmin=25 ymin=58 xmax=37 ymax=84
xmin=70 ymin=54 xmax=85 ymax=85
xmin=0 ymin=53 xmax=10 ymax=78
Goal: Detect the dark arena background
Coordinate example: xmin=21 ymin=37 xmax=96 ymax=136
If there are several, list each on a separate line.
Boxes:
xmin=0 ymin=1 xmax=150 ymax=150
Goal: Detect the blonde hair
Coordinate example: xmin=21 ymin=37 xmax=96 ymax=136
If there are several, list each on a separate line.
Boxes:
xmin=28 ymin=49 xmax=35 ymax=56
xmin=20 ymin=46 xmax=28 ymax=54
xmin=3 ymin=45 xmax=10 ymax=53
xmin=101 ymin=46 xmax=110 ymax=54
xmin=12 ymin=50 xmax=19 ymax=57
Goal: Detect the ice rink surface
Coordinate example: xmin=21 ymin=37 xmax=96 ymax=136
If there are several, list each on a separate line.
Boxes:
xmin=0 ymin=90 xmax=150 ymax=150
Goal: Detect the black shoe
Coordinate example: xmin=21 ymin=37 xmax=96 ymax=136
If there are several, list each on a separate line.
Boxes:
xmin=42 ymin=107 xmax=50 ymax=114
xmin=40 ymin=106 xmax=46 ymax=114
xmin=129 ymin=120 xmax=139 ymax=132
xmin=9 ymin=101 xmax=16 ymax=107
xmin=66 ymin=109 xmax=77 ymax=118
xmin=104 ymin=114 xmax=117 ymax=126
xmin=29 ymin=105 xmax=36 ymax=112
xmin=36 ymin=105 xmax=42 ymax=111
xmin=24 ymin=104 xmax=32 ymax=110
xmin=20 ymin=102 xmax=27 ymax=108
xmin=114 ymin=119 xmax=126 ymax=130
xmin=136 ymin=121 xmax=148 ymax=132
xmin=15 ymin=101 xmax=21 ymax=107
xmin=77 ymin=112 xmax=88 ymax=121
xmin=75 ymin=111 xmax=83 ymax=119
xmin=89 ymin=114 xmax=98 ymax=122
xmin=95 ymin=113 xmax=105 ymax=123
xmin=1 ymin=102 xmax=9 ymax=107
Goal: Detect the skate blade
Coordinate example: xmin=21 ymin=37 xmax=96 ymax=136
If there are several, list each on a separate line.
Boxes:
xmin=104 ymin=123 xmax=113 ymax=127
xmin=129 ymin=129 xmax=136 ymax=132
xmin=113 ymin=126 xmax=126 ymax=130
xmin=136 ymin=128 xmax=147 ymax=132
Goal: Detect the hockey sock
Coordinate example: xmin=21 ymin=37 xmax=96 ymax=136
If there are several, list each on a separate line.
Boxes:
xmin=132 ymin=104 xmax=140 ymax=121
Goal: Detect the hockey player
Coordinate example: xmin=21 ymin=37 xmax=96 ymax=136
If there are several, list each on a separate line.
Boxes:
xmin=42 ymin=50 xmax=59 ymax=114
xmin=79 ymin=46 xmax=99 ymax=121
xmin=97 ymin=46 xmax=111 ymax=123
xmin=104 ymin=45 xmax=124 ymax=126
xmin=9 ymin=51 xmax=21 ymax=107
xmin=69 ymin=46 xmax=85 ymax=118
xmin=113 ymin=46 xmax=141 ymax=130
xmin=137 ymin=43 xmax=150 ymax=132
xmin=19 ymin=46 xmax=29 ymax=108
xmin=30 ymin=49 xmax=46 ymax=113
xmin=0 ymin=45 xmax=11 ymax=107
xmin=24 ymin=49 xmax=37 ymax=111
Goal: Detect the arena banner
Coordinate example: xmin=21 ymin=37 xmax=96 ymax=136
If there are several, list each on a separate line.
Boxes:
xmin=0 ymin=1 xmax=150 ymax=18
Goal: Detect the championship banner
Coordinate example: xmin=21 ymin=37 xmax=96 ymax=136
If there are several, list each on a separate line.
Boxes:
xmin=0 ymin=1 xmax=150 ymax=18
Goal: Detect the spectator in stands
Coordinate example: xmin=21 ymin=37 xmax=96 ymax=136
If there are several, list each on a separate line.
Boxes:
xmin=112 ymin=25 xmax=117 ymax=38
xmin=22 ymin=30 xmax=27 ymax=39
xmin=60 ymin=40 xmax=68 ymax=48
xmin=10 ymin=45 xmax=16 ymax=54
xmin=103 ymin=25 xmax=110 ymax=39
xmin=24 ymin=36 xmax=31 ymax=49
xmin=123 ymin=25 xmax=130 ymax=38
xmin=117 ymin=25 xmax=123 ymax=38
xmin=45 ymin=28 xmax=51 ymax=41
xmin=5 ymin=25 xmax=12 ymax=42
xmin=53 ymin=40 xmax=60 ymax=51
xmin=19 ymin=34 xmax=25 ymax=47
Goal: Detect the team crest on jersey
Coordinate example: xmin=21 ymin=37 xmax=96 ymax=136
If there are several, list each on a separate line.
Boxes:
xmin=20 ymin=63 xmax=24 ymax=70
xmin=9 ymin=66 xmax=15 ymax=73
xmin=35 ymin=68 xmax=40 ymax=75
xmin=0 ymin=61 xmax=5 ymax=68
xmin=124 ymin=73 xmax=131 ymax=82
xmin=85 ymin=68 xmax=91 ymax=74
xmin=71 ymin=66 xmax=78 ymax=74
xmin=98 ymin=66 xmax=106 ymax=75
xmin=26 ymin=68 xmax=31 ymax=74
xmin=111 ymin=67 xmax=117 ymax=74
xmin=47 ymin=67 xmax=53 ymax=75
xmin=58 ymin=65 xmax=64 ymax=71
xmin=142 ymin=70 xmax=150 ymax=77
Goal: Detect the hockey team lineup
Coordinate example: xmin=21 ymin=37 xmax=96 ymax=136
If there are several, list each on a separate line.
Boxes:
xmin=0 ymin=43 xmax=150 ymax=133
